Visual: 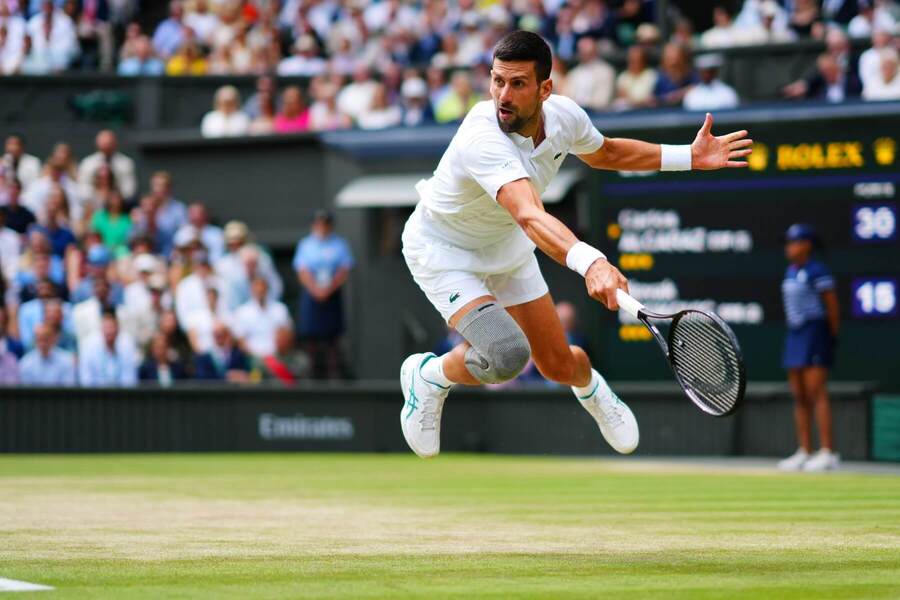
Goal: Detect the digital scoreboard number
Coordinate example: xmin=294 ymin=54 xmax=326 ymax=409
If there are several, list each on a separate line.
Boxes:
xmin=851 ymin=278 xmax=898 ymax=319
xmin=852 ymin=203 xmax=897 ymax=243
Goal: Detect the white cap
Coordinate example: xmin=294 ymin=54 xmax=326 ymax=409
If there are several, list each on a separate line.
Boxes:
xmin=133 ymin=253 xmax=158 ymax=273
xmin=174 ymin=225 xmax=199 ymax=248
xmin=401 ymin=77 xmax=427 ymax=98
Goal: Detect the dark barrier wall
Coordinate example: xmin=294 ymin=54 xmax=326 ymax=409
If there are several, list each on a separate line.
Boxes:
xmin=0 ymin=382 xmax=872 ymax=459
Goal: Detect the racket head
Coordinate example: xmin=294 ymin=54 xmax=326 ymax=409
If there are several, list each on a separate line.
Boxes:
xmin=666 ymin=309 xmax=746 ymax=417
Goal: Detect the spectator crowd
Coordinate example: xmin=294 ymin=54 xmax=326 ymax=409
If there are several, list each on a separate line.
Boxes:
xmin=0 ymin=131 xmax=354 ymax=386
xmin=0 ymin=1 xmax=897 ymax=132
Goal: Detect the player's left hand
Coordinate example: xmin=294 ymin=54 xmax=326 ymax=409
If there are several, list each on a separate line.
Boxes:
xmin=690 ymin=113 xmax=752 ymax=170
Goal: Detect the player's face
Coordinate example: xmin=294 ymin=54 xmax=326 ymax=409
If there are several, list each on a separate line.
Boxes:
xmin=785 ymin=239 xmax=811 ymax=263
xmin=490 ymin=59 xmax=551 ymax=134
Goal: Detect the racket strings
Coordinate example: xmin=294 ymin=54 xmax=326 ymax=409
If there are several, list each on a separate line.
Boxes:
xmin=669 ymin=312 xmax=743 ymax=415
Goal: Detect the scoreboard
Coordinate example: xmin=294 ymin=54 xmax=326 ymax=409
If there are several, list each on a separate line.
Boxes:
xmin=586 ymin=112 xmax=900 ymax=387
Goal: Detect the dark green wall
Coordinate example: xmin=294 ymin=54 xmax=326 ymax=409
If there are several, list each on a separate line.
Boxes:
xmin=0 ymin=382 xmax=874 ymax=459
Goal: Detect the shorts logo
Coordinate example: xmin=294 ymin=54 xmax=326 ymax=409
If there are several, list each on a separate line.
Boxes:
xmin=554 ymin=152 xmax=562 ymax=160
xmin=449 ymin=291 xmax=462 ymax=303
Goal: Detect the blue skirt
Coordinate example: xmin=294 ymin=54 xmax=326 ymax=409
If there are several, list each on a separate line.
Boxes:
xmin=783 ymin=320 xmax=834 ymax=369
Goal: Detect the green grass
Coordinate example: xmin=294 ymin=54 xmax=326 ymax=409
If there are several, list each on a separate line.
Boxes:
xmin=1 ymin=453 xmax=899 ymax=598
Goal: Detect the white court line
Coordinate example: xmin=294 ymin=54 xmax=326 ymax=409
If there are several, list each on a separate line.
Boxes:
xmin=0 ymin=578 xmax=54 ymax=592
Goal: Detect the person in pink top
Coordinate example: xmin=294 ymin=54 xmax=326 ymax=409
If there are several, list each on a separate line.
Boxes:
xmin=274 ymin=86 xmax=310 ymax=133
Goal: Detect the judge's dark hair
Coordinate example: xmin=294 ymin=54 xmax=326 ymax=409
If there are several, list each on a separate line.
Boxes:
xmin=492 ymin=30 xmax=552 ymax=82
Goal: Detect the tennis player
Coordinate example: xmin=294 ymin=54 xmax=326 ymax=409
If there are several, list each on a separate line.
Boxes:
xmin=400 ymin=31 xmax=752 ymax=458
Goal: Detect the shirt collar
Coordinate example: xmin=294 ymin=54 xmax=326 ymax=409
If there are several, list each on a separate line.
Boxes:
xmin=507 ymin=104 xmax=561 ymax=152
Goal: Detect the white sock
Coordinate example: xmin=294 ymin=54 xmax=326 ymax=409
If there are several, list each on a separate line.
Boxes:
xmin=572 ymin=369 xmax=612 ymax=402
xmin=421 ymin=354 xmax=454 ymax=387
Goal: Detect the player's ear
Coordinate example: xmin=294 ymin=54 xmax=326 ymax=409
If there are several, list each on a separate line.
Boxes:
xmin=540 ymin=75 xmax=552 ymax=101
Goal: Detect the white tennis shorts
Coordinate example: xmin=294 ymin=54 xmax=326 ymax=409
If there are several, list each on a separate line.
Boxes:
xmin=402 ymin=206 xmax=549 ymax=322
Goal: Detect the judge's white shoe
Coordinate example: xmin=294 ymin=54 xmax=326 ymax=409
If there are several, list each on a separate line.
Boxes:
xmin=400 ymin=353 xmax=450 ymax=458
xmin=777 ymin=448 xmax=810 ymax=472
xmin=802 ymin=449 xmax=840 ymax=472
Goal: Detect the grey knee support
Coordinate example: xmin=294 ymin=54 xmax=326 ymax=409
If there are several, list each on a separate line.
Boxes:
xmin=455 ymin=302 xmax=531 ymax=384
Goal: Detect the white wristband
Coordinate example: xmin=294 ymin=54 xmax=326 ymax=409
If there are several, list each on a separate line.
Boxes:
xmin=660 ymin=144 xmax=692 ymax=171
xmin=566 ymin=242 xmax=606 ymax=277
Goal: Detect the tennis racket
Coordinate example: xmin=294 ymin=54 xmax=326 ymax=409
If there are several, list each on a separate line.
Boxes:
xmin=615 ymin=289 xmax=746 ymax=417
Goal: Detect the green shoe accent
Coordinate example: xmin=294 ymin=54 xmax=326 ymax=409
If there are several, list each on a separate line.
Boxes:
xmin=578 ymin=381 xmax=600 ymax=401
xmin=418 ymin=354 xmax=450 ymax=390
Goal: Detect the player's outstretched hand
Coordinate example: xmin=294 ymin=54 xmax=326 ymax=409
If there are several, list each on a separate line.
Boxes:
xmin=585 ymin=259 xmax=629 ymax=310
xmin=690 ymin=113 xmax=752 ymax=170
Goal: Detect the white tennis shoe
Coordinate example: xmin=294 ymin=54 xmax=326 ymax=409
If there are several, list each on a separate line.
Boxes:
xmin=400 ymin=353 xmax=451 ymax=458
xmin=802 ymin=448 xmax=840 ymax=472
xmin=577 ymin=380 xmax=639 ymax=454
xmin=777 ymin=448 xmax=810 ymax=471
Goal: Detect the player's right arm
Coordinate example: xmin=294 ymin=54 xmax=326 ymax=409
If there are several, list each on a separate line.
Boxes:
xmin=496 ymin=177 xmax=628 ymax=310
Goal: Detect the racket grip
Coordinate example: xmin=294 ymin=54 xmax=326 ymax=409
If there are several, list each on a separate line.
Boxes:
xmin=615 ymin=289 xmax=645 ymax=318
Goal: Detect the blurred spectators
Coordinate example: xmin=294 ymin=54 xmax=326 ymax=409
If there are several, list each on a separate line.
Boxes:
xmin=742 ymin=0 xmax=797 ymax=44
xmin=863 ymin=47 xmax=900 ymax=99
xmin=144 ymin=170 xmax=187 ymax=256
xmin=0 ymin=305 xmax=19 ymax=383
xmin=399 ymin=76 xmax=435 ymax=127
xmin=152 ymin=0 xmax=187 ymax=60
xmin=0 ymin=305 xmax=23 ymax=360
xmin=614 ymin=45 xmax=657 ymax=109
xmin=232 ymin=276 xmax=291 ymax=358
xmin=184 ymin=284 xmax=230 ymax=354
xmin=165 ymin=35 xmax=207 ymax=75
xmin=3 ymin=135 xmax=41 ymax=189
xmin=22 ymin=144 xmax=80 ymax=222
xmin=18 ymin=277 xmax=72 ymax=350
xmin=0 ymin=179 xmax=36 ymax=235
xmin=277 ymin=34 xmax=327 ymax=76
xmin=308 ymin=79 xmax=352 ymax=130
xmin=274 ymin=85 xmax=310 ymax=133
xmin=259 ymin=327 xmax=310 ymax=384
xmin=215 ymin=220 xmax=282 ymax=308
xmin=357 ymin=82 xmax=402 ymax=129
xmin=565 ymin=37 xmax=615 ymax=112
xmin=848 ymin=0 xmax=897 ymax=39
xmin=77 ymin=129 xmax=137 ymax=203
xmin=174 ymin=203 xmax=224 ymax=263
xmin=683 ymin=53 xmax=739 ymax=111
xmin=653 ymin=43 xmax=697 ymax=106
xmin=701 ymin=4 xmax=741 ymax=48
xmin=193 ymin=320 xmax=250 ymax=381
xmin=243 ymin=75 xmax=278 ymax=119
xmin=201 ymin=85 xmax=250 ymax=138
xmin=138 ymin=332 xmax=186 ymax=386
xmin=435 ymin=70 xmax=482 ymax=123
xmin=788 ymin=0 xmax=821 ymax=38
xmin=90 ymin=188 xmax=131 ymax=258
xmin=72 ymin=275 xmax=119 ymax=348
xmin=293 ymin=210 xmax=353 ymax=379
xmin=26 ymin=0 xmax=79 ymax=72
xmin=78 ymin=309 xmax=137 ymax=386
xmin=174 ymin=249 xmax=218 ymax=330
xmin=337 ymin=63 xmax=379 ymax=123
xmin=784 ymin=52 xmax=862 ymax=102
xmin=860 ymin=28 xmax=897 ymax=87
xmin=117 ymin=34 xmax=163 ymax=75
xmin=0 ymin=209 xmax=21 ymax=284
xmin=19 ymin=323 xmax=76 ymax=386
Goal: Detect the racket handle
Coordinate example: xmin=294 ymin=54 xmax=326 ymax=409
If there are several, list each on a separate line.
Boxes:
xmin=615 ymin=289 xmax=645 ymax=318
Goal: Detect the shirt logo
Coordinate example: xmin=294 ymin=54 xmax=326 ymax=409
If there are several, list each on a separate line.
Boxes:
xmin=449 ymin=291 xmax=462 ymax=303
xmin=501 ymin=160 xmax=512 ymax=169
xmin=554 ymin=152 xmax=562 ymax=160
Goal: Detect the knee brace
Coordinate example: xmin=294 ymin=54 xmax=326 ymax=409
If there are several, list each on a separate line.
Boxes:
xmin=455 ymin=301 xmax=531 ymax=384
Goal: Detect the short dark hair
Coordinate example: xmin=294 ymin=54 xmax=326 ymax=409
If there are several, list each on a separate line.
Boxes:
xmin=492 ymin=30 xmax=552 ymax=82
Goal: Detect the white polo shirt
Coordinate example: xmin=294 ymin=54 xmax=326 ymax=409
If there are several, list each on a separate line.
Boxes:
xmin=414 ymin=94 xmax=604 ymax=270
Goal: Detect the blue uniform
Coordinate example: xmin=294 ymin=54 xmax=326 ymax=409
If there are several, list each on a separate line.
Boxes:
xmin=781 ymin=259 xmax=835 ymax=368
xmin=292 ymin=233 xmax=354 ymax=339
